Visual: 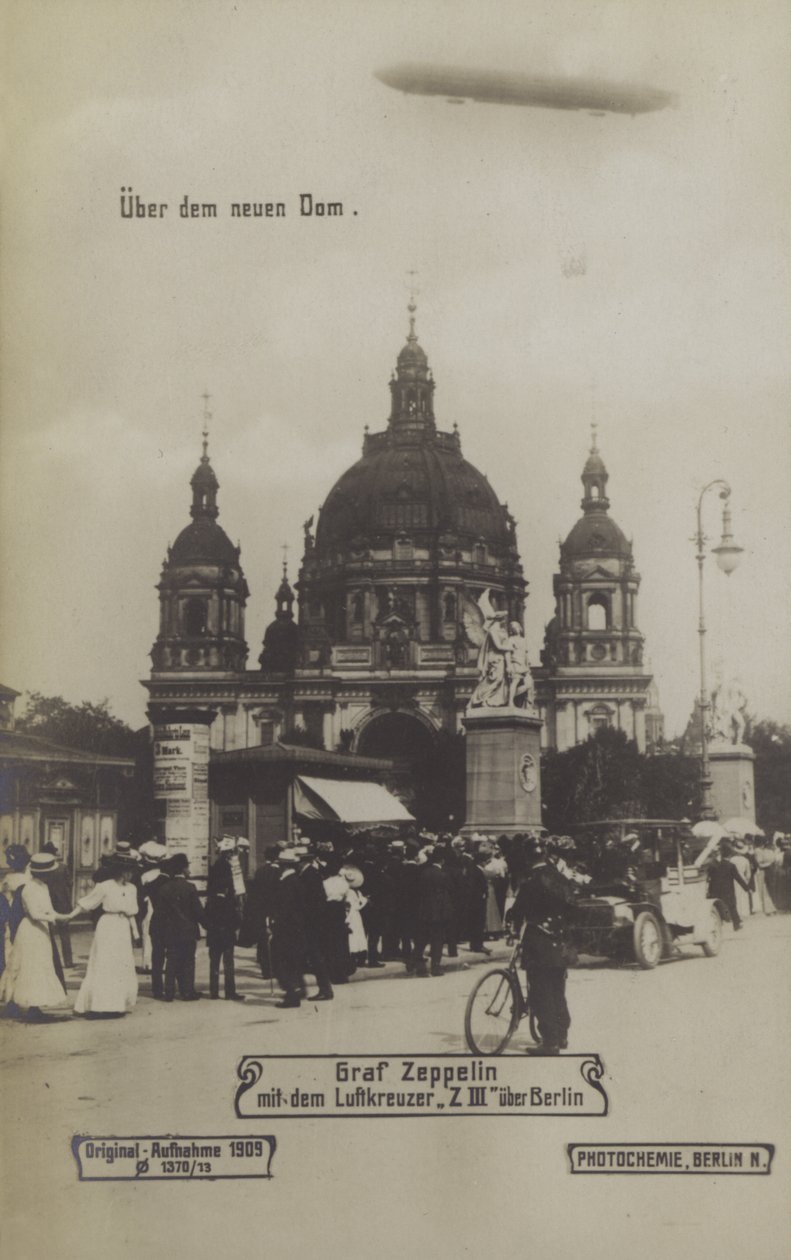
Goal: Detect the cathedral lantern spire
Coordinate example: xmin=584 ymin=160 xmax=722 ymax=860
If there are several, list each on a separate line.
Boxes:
xmin=190 ymin=393 xmax=219 ymax=519
xmin=580 ymin=420 xmax=610 ymax=513
xmin=388 ymin=295 xmax=436 ymax=437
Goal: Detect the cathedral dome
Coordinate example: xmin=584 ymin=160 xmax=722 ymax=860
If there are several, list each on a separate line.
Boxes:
xmin=562 ymin=512 xmax=631 ymax=559
xmin=297 ymin=309 xmax=526 ymax=672
xmin=170 ymin=516 xmax=239 ymax=566
xmin=314 ymin=306 xmax=511 ymax=556
xmin=561 ymin=431 xmax=632 ymax=561
xmin=315 ymin=437 xmax=509 ymax=554
xmin=259 ymin=570 xmax=299 ymax=675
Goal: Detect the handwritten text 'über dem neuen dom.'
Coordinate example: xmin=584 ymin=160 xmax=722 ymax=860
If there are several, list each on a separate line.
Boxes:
xmin=120 ymin=188 xmax=353 ymax=220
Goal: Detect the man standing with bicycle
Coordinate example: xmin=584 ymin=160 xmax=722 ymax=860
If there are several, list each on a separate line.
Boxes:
xmin=509 ymin=836 xmax=579 ymax=1055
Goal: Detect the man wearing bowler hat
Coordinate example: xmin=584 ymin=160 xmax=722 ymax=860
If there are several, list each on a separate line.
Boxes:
xmin=270 ymin=849 xmax=307 ymax=1008
xmin=205 ymin=836 xmax=245 ymax=1002
xmin=157 ymin=853 xmax=205 ymax=1001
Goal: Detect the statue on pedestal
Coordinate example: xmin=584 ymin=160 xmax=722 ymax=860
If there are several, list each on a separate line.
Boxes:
xmin=709 ymin=675 xmax=748 ymax=746
xmin=463 ymin=589 xmax=535 ymax=711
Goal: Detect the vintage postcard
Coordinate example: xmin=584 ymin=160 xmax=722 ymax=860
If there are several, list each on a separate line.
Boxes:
xmin=1 ymin=3 xmax=789 ymax=1258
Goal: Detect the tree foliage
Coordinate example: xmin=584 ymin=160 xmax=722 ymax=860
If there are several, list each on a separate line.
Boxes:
xmin=541 ymin=727 xmax=700 ymax=832
xmin=748 ymin=720 xmax=791 ymax=837
xmin=17 ymin=692 xmax=139 ymax=756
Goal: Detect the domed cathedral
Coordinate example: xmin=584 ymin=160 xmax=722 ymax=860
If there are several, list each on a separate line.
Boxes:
xmin=293 ymin=301 xmax=526 ymax=760
xmin=150 ymin=422 xmax=249 ymax=676
xmin=533 ymin=427 xmax=664 ymax=753
xmin=144 ymin=311 xmax=526 ymax=768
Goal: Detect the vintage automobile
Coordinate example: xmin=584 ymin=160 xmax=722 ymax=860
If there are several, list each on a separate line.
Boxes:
xmin=564 ymin=819 xmax=727 ymax=969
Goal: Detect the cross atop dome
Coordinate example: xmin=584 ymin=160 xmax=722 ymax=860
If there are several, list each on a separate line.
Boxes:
xmin=200 ymin=390 xmax=213 ymax=463
xmin=190 ymin=393 xmax=219 ymax=519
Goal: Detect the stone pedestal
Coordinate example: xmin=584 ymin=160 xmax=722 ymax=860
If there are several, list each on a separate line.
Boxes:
xmin=461 ymin=707 xmax=543 ymax=840
xmin=709 ymin=742 xmax=756 ymax=824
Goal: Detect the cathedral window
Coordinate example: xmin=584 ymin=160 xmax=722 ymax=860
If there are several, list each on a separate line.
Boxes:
xmin=473 ymin=541 xmax=486 ymax=566
xmin=443 ymin=591 xmax=457 ymax=622
xmin=351 ymin=591 xmax=364 ymax=623
xmin=589 ymin=705 xmax=613 ymax=733
xmin=394 ymin=535 xmax=413 ymax=561
xmin=184 ymin=597 xmax=208 ymax=636
xmin=586 ymin=594 xmax=609 ymax=631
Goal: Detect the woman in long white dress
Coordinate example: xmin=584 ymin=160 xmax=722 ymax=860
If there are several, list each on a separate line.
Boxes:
xmin=0 ymin=852 xmax=70 ymax=1021
xmin=73 ymin=857 xmax=140 ymax=1018
xmin=340 ymin=866 xmax=368 ymax=959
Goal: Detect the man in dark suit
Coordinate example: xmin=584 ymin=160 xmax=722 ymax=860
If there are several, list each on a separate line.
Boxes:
xmin=298 ymin=846 xmax=333 ymax=1000
xmin=408 ymin=848 xmax=454 ymax=977
xmin=206 ymin=837 xmax=245 ymax=1001
xmin=157 ymin=853 xmax=206 ymax=1001
xmin=466 ymin=849 xmax=489 ymax=954
xmin=271 ymin=849 xmax=307 ymax=1008
xmin=394 ymin=841 xmax=420 ymax=962
xmin=41 ymin=841 xmax=74 ymax=969
xmin=509 ymin=838 xmax=579 ymax=1054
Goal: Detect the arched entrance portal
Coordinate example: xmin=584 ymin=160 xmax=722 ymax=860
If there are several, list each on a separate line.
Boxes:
xmin=355 ymin=711 xmax=436 ymax=762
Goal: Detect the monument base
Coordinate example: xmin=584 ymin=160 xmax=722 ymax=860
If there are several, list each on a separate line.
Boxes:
xmin=709 ymin=742 xmax=756 ymax=824
xmin=461 ymin=707 xmax=543 ymax=841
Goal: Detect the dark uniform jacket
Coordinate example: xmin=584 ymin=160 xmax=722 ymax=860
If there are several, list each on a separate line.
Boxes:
xmin=205 ymin=856 xmax=240 ymax=945
xmin=416 ymin=863 xmax=454 ymax=925
xmin=156 ymin=876 xmax=206 ymax=945
xmin=300 ymin=863 xmax=329 ymax=942
xmin=145 ymin=872 xmax=170 ymax=938
xmin=510 ymin=861 xmax=578 ymax=968
xmin=707 ymin=860 xmax=750 ymax=901
xmin=271 ymin=871 xmax=307 ymax=973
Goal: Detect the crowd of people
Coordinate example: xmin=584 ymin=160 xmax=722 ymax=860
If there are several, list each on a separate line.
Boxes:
xmin=1 ymin=825 xmax=790 ymax=1028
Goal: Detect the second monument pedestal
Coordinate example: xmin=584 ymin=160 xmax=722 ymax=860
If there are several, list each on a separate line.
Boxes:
xmin=461 ymin=708 xmax=543 ymax=841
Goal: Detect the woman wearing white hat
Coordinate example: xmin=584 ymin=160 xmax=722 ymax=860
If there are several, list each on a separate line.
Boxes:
xmin=0 ymin=852 xmax=71 ymax=1021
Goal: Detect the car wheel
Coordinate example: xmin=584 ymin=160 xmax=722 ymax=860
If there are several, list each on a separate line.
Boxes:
xmin=633 ymin=911 xmax=662 ymax=969
xmin=701 ymin=905 xmax=723 ymax=957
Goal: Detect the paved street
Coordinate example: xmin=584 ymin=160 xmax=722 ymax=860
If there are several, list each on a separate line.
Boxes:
xmin=2 ymin=913 xmax=789 ymax=1260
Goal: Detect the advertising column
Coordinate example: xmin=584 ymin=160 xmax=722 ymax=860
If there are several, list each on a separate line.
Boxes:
xmin=152 ymin=716 xmax=212 ymax=885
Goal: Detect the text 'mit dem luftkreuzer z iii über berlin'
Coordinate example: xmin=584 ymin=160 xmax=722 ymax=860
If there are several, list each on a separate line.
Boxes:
xmin=120 ymin=188 xmax=350 ymax=219
xmin=257 ymin=1060 xmax=584 ymax=1110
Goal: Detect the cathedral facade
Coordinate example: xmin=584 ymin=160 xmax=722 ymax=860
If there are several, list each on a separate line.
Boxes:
xmin=144 ymin=311 xmax=662 ymax=797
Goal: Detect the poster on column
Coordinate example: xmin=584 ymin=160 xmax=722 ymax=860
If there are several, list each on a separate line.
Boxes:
xmin=153 ymin=723 xmax=210 ymax=879
xmin=1 ymin=4 xmax=790 ymax=1260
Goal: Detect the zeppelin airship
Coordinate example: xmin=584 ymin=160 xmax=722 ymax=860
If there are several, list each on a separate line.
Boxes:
xmin=375 ymin=62 xmax=676 ymax=116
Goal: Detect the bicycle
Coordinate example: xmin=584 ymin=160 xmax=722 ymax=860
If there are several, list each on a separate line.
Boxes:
xmin=464 ymin=929 xmax=541 ymax=1055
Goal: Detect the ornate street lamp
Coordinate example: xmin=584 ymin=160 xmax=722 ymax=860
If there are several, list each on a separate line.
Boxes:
xmin=694 ymin=481 xmax=743 ymax=819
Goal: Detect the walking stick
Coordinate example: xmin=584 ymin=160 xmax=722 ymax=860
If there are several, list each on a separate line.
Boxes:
xmin=265 ymin=925 xmax=274 ymax=996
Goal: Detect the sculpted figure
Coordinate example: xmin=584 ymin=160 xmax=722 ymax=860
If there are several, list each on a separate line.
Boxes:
xmin=506 ymin=621 xmax=535 ymax=710
xmin=710 ymin=676 xmax=748 ymax=745
xmin=463 ymin=590 xmax=533 ymax=709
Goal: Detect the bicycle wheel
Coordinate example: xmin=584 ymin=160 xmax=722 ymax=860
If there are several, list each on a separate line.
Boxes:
xmin=464 ymin=968 xmax=521 ymax=1055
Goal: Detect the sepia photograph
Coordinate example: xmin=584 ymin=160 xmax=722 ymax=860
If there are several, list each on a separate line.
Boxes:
xmin=1 ymin=2 xmax=789 ymax=1257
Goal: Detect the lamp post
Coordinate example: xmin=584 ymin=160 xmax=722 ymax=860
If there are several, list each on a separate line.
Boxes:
xmin=694 ymin=481 xmax=743 ymax=820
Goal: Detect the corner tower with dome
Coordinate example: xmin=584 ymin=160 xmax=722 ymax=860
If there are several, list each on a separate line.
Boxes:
xmin=533 ymin=428 xmax=663 ymax=752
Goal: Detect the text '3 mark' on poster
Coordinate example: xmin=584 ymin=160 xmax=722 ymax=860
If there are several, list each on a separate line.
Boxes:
xmin=119 ymin=188 xmax=353 ymax=219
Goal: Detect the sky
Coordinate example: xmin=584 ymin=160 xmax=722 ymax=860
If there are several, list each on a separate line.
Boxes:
xmin=2 ymin=0 xmax=790 ymax=738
